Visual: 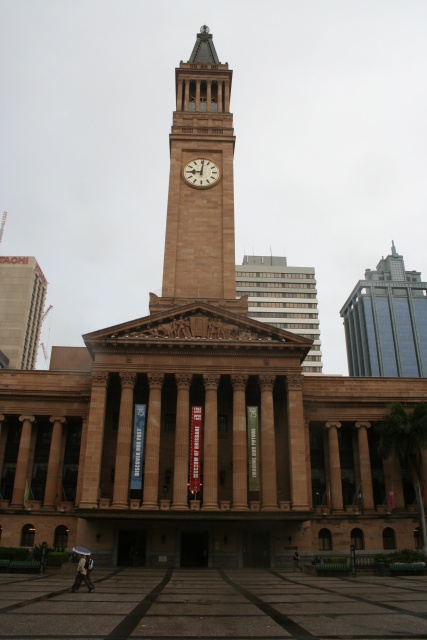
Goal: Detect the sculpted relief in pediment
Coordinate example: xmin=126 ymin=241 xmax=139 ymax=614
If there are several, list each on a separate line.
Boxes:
xmin=113 ymin=314 xmax=279 ymax=343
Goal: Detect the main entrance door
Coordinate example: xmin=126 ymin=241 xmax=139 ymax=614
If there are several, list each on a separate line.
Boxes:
xmin=243 ymin=531 xmax=271 ymax=568
xmin=180 ymin=531 xmax=209 ymax=567
xmin=117 ymin=529 xmax=146 ymax=566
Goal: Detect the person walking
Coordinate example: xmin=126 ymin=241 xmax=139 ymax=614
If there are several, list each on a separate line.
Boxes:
xmin=293 ymin=548 xmax=302 ymax=571
xmin=85 ymin=555 xmax=95 ymax=589
xmin=70 ymin=553 xmax=95 ymax=592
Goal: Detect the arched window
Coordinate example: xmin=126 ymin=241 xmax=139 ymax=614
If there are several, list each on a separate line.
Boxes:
xmin=414 ymin=527 xmax=422 ymax=549
xmin=351 ymin=527 xmax=364 ymax=550
xmin=21 ymin=523 xmax=35 ymax=547
xmin=318 ymin=528 xmax=332 ymax=550
xmin=382 ymin=527 xmax=396 ymax=550
xmin=54 ymin=525 xmax=69 ymax=550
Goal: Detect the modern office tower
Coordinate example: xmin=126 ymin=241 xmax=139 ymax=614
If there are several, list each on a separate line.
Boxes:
xmin=340 ymin=242 xmax=427 ymax=377
xmin=0 ymin=256 xmax=47 ymax=369
xmin=236 ymin=255 xmax=323 ymax=373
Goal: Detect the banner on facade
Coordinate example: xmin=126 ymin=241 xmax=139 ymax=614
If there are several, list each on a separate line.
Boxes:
xmin=189 ymin=406 xmax=203 ymax=493
xmin=130 ymin=404 xmax=146 ymax=490
xmin=247 ymin=406 xmax=260 ymax=491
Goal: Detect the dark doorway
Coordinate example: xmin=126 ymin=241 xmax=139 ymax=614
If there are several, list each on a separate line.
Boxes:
xmin=243 ymin=531 xmax=270 ymax=567
xmin=117 ymin=529 xmax=146 ymax=566
xmin=180 ymin=531 xmax=209 ymax=567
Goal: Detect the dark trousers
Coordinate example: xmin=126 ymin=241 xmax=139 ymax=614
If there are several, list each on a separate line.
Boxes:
xmin=72 ymin=571 xmax=92 ymax=591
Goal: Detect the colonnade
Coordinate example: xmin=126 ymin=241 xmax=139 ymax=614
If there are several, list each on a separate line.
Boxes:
xmin=323 ymin=421 xmax=406 ymax=512
xmin=0 ymin=414 xmax=67 ymax=510
xmin=79 ymin=371 xmax=310 ymax=512
xmin=0 ymin=383 xmax=410 ymax=515
xmin=176 ymin=78 xmax=230 ymax=112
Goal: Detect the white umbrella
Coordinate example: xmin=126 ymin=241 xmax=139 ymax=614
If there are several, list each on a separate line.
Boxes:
xmin=72 ymin=546 xmax=91 ymax=556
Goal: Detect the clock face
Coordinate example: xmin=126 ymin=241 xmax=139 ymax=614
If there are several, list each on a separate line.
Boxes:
xmin=183 ymin=158 xmax=220 ymax=188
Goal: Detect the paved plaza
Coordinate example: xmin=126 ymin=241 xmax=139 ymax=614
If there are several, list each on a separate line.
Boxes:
xmin=0 ymin=567 xmax=426 ymax=640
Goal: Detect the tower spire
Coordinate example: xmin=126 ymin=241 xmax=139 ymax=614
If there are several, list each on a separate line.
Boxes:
xmin=188 ymin=25 xmax=220 ymax=64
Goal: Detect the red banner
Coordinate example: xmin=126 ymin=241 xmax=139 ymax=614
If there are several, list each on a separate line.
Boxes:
xmin=189 ymin=406 xmax=203 ymax=493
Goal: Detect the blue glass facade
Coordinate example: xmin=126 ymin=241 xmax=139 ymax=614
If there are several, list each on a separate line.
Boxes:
xmin=375 ymin=297 xmax=398 ymax=376
xmin=362 ymin=297 xmax=380 ymax=376
xmin=413 ymin=298 xmax=427 ymax=376
xmin=392 ymin=298 xmax=419 ymax=377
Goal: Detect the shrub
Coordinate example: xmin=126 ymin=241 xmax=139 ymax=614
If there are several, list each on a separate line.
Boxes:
xmin=0 ymin=547 xmax=31 ymax=560
xmin=323 ymin=556 xmax=347 ymax=564
xmin=388 ymin=549 xmax=424 ymax=563
xmin=46 ymin=552 xmax=69 ymax=567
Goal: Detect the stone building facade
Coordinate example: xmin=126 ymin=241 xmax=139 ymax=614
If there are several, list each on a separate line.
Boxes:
xmin=0 ymin=27 xmax=426 ymax=568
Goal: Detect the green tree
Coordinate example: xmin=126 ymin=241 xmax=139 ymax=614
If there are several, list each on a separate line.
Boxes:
xmin=376 ymin=402 xmax=427 ymax=557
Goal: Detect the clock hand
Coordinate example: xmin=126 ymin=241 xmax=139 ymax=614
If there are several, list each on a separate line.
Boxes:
xmin=200 ymin=160 xmax=204 ymax=176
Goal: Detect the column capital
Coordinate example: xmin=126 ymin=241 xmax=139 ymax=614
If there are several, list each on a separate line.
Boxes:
xmin=258 ymin=374 xmax=276 ymax=391
xmin=91 ymin=371 xmax=110 ymax=387
xmin=325 ymin=421 xmax=341 ymax=430
xmin=175 ymin=372 xmax=192 ymax=389
xmin=147 ymin=372 xmax=165 ymax=389
xmin=19 ymin=415 xmax=35 ymax=424
xmin=355 ymin=421 xmax=371 ymax=430
xmin=203 ymin=373 xmax=220 ymax=390
xmin=119 ymin=371 xmax=137 ymax=388
xmin=49 ymin=416 xmax=66 ymax=425
xmin=285 ymin=374 xmax=303 ymax=390
xmin=231 ymin=374 xmax=248 ymax=391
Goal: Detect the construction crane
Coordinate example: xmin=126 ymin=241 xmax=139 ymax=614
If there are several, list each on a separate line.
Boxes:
xmin=42 ymin=304 xmax=53 ymax=321
xmin=40 ymin=343 xmax=48 ymax=363
xmin=0 ymin=211 xmax=7 ymax=244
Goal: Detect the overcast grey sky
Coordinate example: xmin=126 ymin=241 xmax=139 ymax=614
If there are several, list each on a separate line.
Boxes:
xmin=1 ymin=0 xmax=427 ymax=374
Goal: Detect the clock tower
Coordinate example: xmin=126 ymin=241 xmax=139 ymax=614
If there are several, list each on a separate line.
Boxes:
xmin=155 ymin=26 xmax=242 ymax=313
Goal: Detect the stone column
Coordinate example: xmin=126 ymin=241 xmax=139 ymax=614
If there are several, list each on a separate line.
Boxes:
xmin=325 ymin=422 xmax=344 ymax=512
xmin=75 ymin=417 xmax=88 ymax=507
xmin=202 ymin=373 xmax=220 ymax=511
xmin=172 ymin=373 xmax=192 ymax=510
xmin=286 ymin=375 xmax=310 ymax=510
xmin=112 ymin=372 xmax=137 ymax=509
xmin=217 ymin=80 xmax=223 ymax=112
xmin=141 ymin=373 xmax=164 ymax=510
xmin=206 ymin=80 xmax=212 ymax=112
xmin=43 ymin=416 xmax=66 ymax=509
xmin=184 ymin=79 xmax=190 ymax=111
xmin=355 ymin=422 xmax=375 ymax=511
xmin=79 ymin=372 xmax=109 ymax=509
xmin=231 ymin=374 xmax=249 ymax=511
xmin=224 ymin=81 xmax=230 ymax=111
xmin=10 ymin=415 xmax=35 ymax=508
xmin=259 ymin=374 xmax=279 ymax=510
xmin=0 ymin=415 xmax=7 ymax=496
xmin=176 ymin=79 xmax=183 ymax=111
xmin=195 ymin=79 xmax=201 ymax=111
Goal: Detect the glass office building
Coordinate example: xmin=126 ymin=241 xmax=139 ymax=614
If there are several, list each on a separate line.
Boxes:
xmin=340 ymin=243 xmax=427 ymax=377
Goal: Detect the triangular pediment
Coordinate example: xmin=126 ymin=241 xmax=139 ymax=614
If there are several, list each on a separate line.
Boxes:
xmin=83 ymin=302 xmax=312 ymax=355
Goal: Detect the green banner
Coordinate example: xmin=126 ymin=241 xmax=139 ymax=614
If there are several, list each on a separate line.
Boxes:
xmin=247 ymin=406 xmax=260 ymax=491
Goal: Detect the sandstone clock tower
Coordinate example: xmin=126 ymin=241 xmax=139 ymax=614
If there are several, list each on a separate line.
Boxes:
xmin=153 ymin=26 xmax=242 ymax=314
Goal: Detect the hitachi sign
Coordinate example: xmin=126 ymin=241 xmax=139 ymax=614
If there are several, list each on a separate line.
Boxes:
xmin=0 ymin=257 xmax=29 ymax=264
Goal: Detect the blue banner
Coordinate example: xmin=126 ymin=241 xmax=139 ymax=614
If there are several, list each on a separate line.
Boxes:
xmin=130 ymin=404 xmax=146 ymax=490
